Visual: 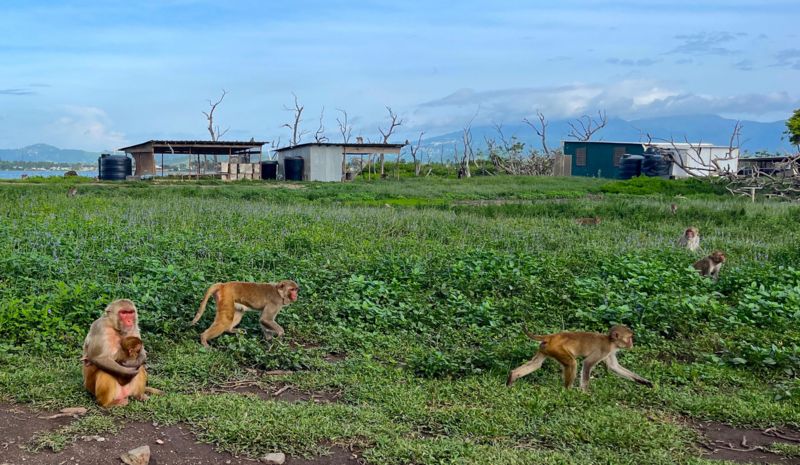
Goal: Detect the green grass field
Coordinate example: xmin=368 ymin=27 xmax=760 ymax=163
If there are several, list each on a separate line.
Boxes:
xmin=0 ymin=176 xmax=798 ymax=464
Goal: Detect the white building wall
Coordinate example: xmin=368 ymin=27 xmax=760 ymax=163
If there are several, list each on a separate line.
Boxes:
xmin=655 ymin=144 xmax=739 ymax=178
xmin=277 ymin=145 xmax=343 ymax=182
xmin=309 ymin=146 xmax=344 ymax=182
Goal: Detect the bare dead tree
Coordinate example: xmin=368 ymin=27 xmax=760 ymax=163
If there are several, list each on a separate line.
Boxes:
xmin=378 ymin=106 xmax=403 ymax=178
xmin=336 ymin=108 xmax=352 ymax=144
xmin=336 ymin=109 xmax=352 ymax=181
xmin=523 ymin=110 xmax=551 ymax=155
xmin=486 ymin=123 xmax=554 ymax=176
xmin=460 ymin=125 xmax=473 ymax=179
xmin=202 ymin=89 xmax=229 ymax=163
xmin=282 ymin=93 xmax=309 ymax=147
xmin=567 ymin=110 xmax=608 ymax=141
xmin=203 ymin=89 xmax=230 ymax=142
xmin=408 ymin=132 xmax=424 ymax=177
xmin=315 ymin=107 xmax=328 ymax=143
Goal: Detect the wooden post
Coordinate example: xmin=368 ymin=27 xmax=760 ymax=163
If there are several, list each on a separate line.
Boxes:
xmin=161 ymin=153 xmax=164 ymax=177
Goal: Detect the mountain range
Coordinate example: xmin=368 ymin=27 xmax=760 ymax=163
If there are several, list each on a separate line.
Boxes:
xmin=0 ymin=144 xmax=100 ymax=163
xmin=0 ymin=115 xmax=793 ymax=163
xmin=422 ymin=114 xmax=792 ymax=155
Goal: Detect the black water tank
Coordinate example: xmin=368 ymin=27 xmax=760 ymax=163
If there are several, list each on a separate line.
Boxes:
xmin=261 ymin=160 xmax=278 ymax=180
xmin=283 ymin=157 xmax=304 ymax=181
xmin=642 ymin=153 xmax=671 ymax=178
xmin=98 ymin=154 xmax=132 ymax=181
xmin=618 ymin=154 xmax=644 ymax=180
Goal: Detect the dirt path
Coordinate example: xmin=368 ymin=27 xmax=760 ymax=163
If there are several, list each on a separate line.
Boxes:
xmin=0 ymin=403 xmax=361 ymax=465
xmin=695 ymin=420 xmax=800 ymax=464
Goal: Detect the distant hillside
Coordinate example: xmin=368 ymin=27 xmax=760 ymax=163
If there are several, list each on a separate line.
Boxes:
xmin=0 ymin=144 xmax=100 ymax=163
xmin=423 ymin=114 xmax=791 ymax=155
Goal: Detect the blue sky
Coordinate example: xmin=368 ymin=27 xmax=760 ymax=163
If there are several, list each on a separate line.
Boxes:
xmin=0 ymin=0 xmax=797 ymax=151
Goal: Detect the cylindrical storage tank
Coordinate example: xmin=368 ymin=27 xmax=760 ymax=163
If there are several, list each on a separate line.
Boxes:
xmin=98 ymin=154 xmax=132 ymax=181
xmin=261 ymin=161 xmax=278 ymax=180
xmin=618 ymin=154 xmax=644 ymax=180
xmin=283 ymin=156 xmax=304 ymax=181
xmin=642 ymin=153 xmax=671 ymax=178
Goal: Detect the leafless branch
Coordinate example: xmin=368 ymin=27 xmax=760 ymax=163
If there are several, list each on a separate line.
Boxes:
xmin=336 ymin=108 xmax=352 ymax=144
xmin=408 ymin=132 xmax=424 ymax=177
xmin=281 ymin=92 xmax=308 ymax=146
xmin=523 ymin=110 xmax=551 ymax=155
xmin=202 ymin=89 xmax=229 ymax=142
xmin=314 ymin=107 xmax=328 ymax=143
xmin=567 ymin=110 xmax=608 ymax=141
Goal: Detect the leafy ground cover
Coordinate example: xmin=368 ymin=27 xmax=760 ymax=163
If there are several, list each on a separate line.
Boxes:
xmin=0 ymin=176 xmax=798 ymax=464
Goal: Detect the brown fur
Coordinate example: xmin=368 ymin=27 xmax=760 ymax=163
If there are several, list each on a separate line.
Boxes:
xmin=507 ymin=325 xmax=652 ymax=391
xmin=67 ymin=187 xmax=78 ymax=198
xmin=670 ymin=203 xmax=678 ymax=215
xmin=693 ymin=250 xmax=726 ymax=280
xmin=118 ymin=336 xmax=143 ymax=368
xmin=576 ymin=216 xmax=601 ymax=225
xmin=677 ymin=227 xmax=700 ymax=252
xmin=191 ymin=280 xmax=300 ymax=348
xmin=82 ymin=300 xmax=149 ymax=408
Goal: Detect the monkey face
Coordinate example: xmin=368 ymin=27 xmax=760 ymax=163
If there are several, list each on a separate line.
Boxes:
xmin=711 ymin=251 xmax=726 ymax=263
xmin=117 ymin=308 xmax=137 ymax=330
xmin=685 ymin=229 xmax=696 ymax=239
xmin=610 ymin=325 xmax=635 ymax=348
xmin=279 ymin=280 xmax=300 ymax=302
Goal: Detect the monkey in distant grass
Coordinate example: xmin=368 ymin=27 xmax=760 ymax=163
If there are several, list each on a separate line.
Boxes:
xmin=677 ymin=227 xmax=700 ymax=252
xmin=67 ymin=187 xmax=78 ymax=197
xmin=507 ymin=325 xmax=653 ymax=391
xmin=693 ymin=250 xmax=726 ymax=280
xmin=192 ymin=280 xmax=300 ymax=348
xmin=576 ymin=216 xmax=601 ymax=225
xmin=670 ymin=203 xmax=678 ymax=215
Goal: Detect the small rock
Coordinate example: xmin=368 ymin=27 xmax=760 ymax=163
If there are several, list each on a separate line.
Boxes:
xmin=82 ymin=435 xmax=106 ymax=442
xmin=261 ymin=452 xmax=286 ymax=464
xmin=120 ymin=445 xmax=151 ymax=465
xmin=155 ymin=439 xmax=164 ymax=445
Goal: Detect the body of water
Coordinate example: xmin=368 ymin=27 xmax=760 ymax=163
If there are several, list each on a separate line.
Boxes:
xmin=0 ymin=170 xmax=98 ymax=179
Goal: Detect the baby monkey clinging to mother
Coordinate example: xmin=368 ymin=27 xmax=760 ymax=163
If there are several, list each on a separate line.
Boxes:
xmin=507 ymin=325 xmax=653 ymax=391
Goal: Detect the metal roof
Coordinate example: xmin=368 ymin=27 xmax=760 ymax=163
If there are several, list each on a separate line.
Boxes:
xmin=119 ymin=140 xmax=267 ymax=155
xmin=561 ymin=140 xmax=729 ymax=148
xmin=274 ymin=142 xmax=406 ymax=152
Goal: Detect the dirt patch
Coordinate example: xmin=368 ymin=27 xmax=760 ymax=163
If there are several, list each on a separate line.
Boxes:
xmin=215 ymin=383 xmax=341 ymax=404
xmin=695 ymin=420 xmax=800 ymax=464
xmin=0 ymin=403 xmax=362 ymax=464
xmin=288 ymin=446 xmax=364 ymax=465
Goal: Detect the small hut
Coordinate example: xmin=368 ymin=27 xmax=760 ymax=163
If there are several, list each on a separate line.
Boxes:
xmin=274 ymin=142 xmax=405 ymax=182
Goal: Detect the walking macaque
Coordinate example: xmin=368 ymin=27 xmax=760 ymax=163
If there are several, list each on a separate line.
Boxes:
xmin=191 ymin=280 xmax=300 ymax=348
xmin=677 ymin=227 xmax=700 ymax=252
xmin=576 ymin=216 xmax=601 ymax=225
xmin=507 ymin=325 xmax=653 ymax=391
xmin=67 ymin=187 xmax=78 ymax=197
xmin=670 ymin=203 xmax=678 ymax=215
xmin=693 ymin=250 xmax=726 ymax=280
xmin=82 ymin=299 xmax=149 ymax=408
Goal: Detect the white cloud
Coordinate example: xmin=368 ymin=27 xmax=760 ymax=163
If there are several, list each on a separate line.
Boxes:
xmin=410 ymin=80 xmax=798 ymax=131
xmin=45 ymin=106 xmax=128 ymax=151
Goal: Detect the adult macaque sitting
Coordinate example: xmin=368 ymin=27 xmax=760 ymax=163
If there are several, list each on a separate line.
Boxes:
xmin=82 ymin=299 xmax=152 ymax=408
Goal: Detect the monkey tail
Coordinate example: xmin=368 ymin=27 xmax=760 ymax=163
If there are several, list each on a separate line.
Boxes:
xmin=523 ymin=328 xmax=549 ymax=342
xmin=192 ymin=284 xmax=221 ymax=325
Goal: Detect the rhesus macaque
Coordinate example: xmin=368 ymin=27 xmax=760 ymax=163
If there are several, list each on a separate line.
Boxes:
xmin=670 ymin=203 xmax=678 ymax=215
xmin=191 ymin=280 xmax=300 ymax=348
xmin=507 ymin=325 xmax=653 ymax=391
xmin=67 ymin=187 xmax=78 ymax=197
xmin=576 ymin=216 xmax=601 ymax=225
xmin=118 ymin=336 xmax=143 ymax=368
xmin=693 ymin=250 xmax=726 ymax=280
xmin=82 ymin=299 xmax=150 ymax=408
xmin=677 ymin=227 xmax=700 ymax=252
